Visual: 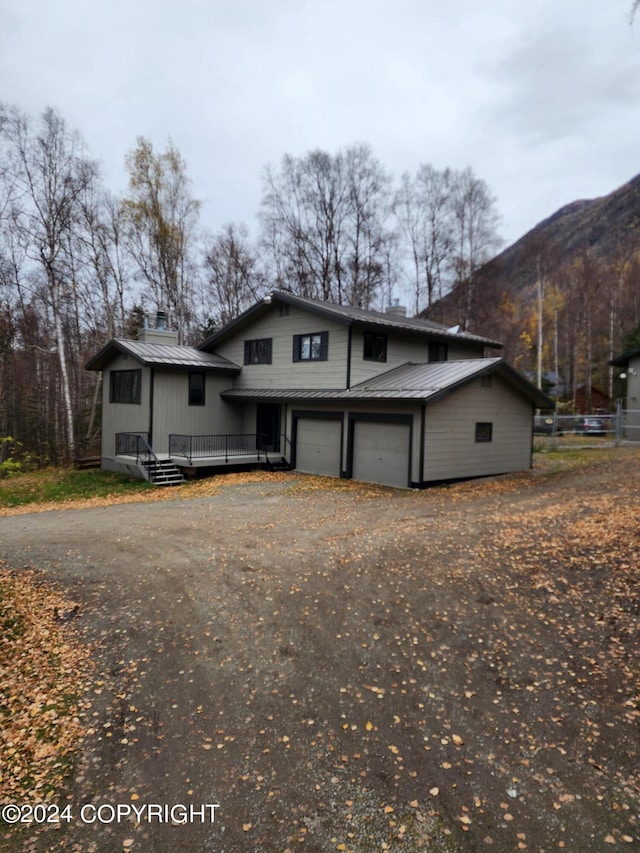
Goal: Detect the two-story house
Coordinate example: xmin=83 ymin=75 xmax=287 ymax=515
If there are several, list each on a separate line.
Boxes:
xmin=86 ymin=291 xmax=552 ymax=488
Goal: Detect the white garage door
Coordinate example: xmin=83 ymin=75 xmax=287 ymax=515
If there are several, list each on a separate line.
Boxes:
xmin=295 ymin=418 xmax=342 ymax=477
xmin=352 ymin=421 xmax=411 ymax=488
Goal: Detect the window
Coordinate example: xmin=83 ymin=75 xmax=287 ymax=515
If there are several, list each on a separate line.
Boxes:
xmin=279 ymin=304 xmax=290 ymax=317
xmin=429 ymin=342 xmax=448 ymax=362
xmin=481 ymin=375 xmax=493 ymax=387
xmin=475 ymin=422 xmax=493 ymax=442
xmin=244 ymin=338 xmax=272 ymax=365
xmin=189 ymin=372 xmax=205 ymax=405
xmin=110 ymin=369 xmax=141 ymax=404
xmin=363 ymin=332 xmax=387 ymax=362
xmin=293 ymin=331 xmax=329 ymax=362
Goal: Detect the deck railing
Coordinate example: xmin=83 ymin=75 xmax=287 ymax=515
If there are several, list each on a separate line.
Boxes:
xmin=116 ymin=431 xmax=150 ymax=458
xmin=115 ymin=432 xmax=160 ymax=478
xmin=169 ymin=433 xmax=268 ymax=464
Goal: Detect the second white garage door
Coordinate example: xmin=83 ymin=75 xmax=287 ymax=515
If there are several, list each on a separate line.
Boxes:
xmin=352 ymin=421 xmax=411 ymax=488
xmin=295 ymin=418 xmax=342 ymax=477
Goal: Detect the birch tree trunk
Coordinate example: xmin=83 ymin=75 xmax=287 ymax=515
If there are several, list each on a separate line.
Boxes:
xmin=52 ymin=280 xmax=75 ymax=460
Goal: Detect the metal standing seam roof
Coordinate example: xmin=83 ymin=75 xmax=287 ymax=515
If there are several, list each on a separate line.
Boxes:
xmin=221 ymin=359 xmax=507 ymax=403
xmin=86 ymin=338 xmax=242 ymax=372
xmin=200 ymin=290 xmax=503 ymax=351
xmin=220 ymin=359 xmax=554 ymax=408
xmin=348 ymin=359 xmax=502 ymax=396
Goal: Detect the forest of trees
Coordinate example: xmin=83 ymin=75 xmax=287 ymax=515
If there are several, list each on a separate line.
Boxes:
xmin=1 ymin=102 xmax=639 ymax=468
xmin=431 ymin=230 xmax=640 ymax=414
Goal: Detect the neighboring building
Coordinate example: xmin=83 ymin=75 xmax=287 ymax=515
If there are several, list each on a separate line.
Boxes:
xmin=571 ymin=384 xmax=610 ymax=414
xmin=524 ymin=370 xmax=568 ymax=402
xmin=86 ymin=291 xmax=552 ymax=488
xmin=610 ymin=347 xmax=640 ymax=440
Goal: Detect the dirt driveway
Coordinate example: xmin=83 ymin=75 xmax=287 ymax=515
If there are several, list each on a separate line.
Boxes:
xmin=1 ymin=448 xmax=639 ymax=852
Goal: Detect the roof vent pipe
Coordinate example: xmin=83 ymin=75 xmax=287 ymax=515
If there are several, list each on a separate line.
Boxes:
xmin=156 ymin=310 xmax=167 ymax=331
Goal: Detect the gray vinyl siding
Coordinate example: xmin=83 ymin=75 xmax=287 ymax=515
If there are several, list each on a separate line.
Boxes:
xmin=627 ymin=356 xmax=640 ymax=410
xmin=625 ymin=357 xmax=640 ymax=440
xmin=240 ymin=402 xmax=258 ymax=435
xmin=349 ymin=327 xmax=487 ymax=386
xmin=423 ymin=375 xmax=533 ymax=482
xmin=214 ymin=305 xmax=350 ymax=389
xmin=101 ymin=358 xmax=240 ymax=460
xmin=151 ymin=371 xmax=241 ymax=453
xmin=101 ymin=355 xmax=150 ymax=460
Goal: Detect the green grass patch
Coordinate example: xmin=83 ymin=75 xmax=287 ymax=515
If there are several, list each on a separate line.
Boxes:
xmin=0 ymin=468 xmax=154 ymax=510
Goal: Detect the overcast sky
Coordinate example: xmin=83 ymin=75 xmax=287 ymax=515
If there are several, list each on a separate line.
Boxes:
xmin=2 ymin=0 xmax=640 ymax=249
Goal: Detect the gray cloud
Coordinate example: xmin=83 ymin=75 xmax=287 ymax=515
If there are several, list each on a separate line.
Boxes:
xmin=2 ymin=0 xmax=640 ymax=247
xmin=493 ymin=24 xmax=640 ymax=144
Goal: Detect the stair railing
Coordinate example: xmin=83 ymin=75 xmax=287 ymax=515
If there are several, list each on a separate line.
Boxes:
xmin=130 ymin=434 xmax=160 ymax=481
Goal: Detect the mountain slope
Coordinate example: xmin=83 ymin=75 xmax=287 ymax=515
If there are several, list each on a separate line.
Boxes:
xmin=480 ymin=173 xmax=640 ymax=296
xmin=425 ymin=172 xmax=640 ymax=402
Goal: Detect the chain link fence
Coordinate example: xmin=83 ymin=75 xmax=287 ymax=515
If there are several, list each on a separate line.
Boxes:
xmin=534 ymin=408 xmax=640 ymax=444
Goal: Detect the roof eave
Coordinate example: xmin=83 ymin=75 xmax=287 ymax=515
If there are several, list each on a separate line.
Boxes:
xmin=86 ymin=339 xmax=242 ymax=372
xmin=199 ymin=291 xmax=355 ymax=351
xmin=200 ymin=290 xmax=503 ymax=351
xmin=85 ymin=339 xmax=142 ymax=371
xmin=145 ymin=361 xmax=241 ymax=373
xmin=609 ymin=348 xmax=640 ymax=367
xmin=493 ymin=362 xmax=555 ymax=408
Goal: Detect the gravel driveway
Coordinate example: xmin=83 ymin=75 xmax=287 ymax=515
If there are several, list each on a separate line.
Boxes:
xmin=1 ymin=450 xmax=639 ymax=852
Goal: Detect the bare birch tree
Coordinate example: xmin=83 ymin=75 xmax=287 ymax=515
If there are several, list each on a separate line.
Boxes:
xmin=76 ymin=190 xmax=135 ymax=339
xmin=260 ymin=144 xmax=392 ymax=307
xmin=449 ymin=167 xmax=502 ymax=329
xmin=202 ymin=222 xmax=265 ymax=328
xmin=123 ymin=137 xmax=200 ymax=342
xmin=394 ymin=165 xmax=453 ymax=314
xmin=0 ymin=105 xmax=98 ymax=461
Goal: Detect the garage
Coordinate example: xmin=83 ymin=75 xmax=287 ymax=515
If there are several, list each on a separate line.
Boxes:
xmin=294 ymin=415 xmax=342 ymax=477
xmin=351 ymin=419 xmax=411 ymax=488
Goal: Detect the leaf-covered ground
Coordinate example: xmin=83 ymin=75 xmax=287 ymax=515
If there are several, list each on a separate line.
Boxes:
xmin=0 ymin=446 xmax=639 ymax=852
xmin=0 ymin=569 xmax=93 ymax=803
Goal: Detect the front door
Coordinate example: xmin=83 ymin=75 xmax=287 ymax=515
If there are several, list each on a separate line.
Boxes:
xmin=256 ymin=404 xmax=281 ymax=452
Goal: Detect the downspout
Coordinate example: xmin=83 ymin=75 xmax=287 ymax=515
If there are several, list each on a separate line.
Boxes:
xmin=419 ymin=404 xmax=426 ymax=486
xmin=148 ymin=367 xmax=155 ymax=448
xmin=346 ymin=327 xmax=353 ymax=478
xmin=529 ymin=402 xmax=535 ymax=469
xmin=284 ymin=402 xmax=289 ymax=460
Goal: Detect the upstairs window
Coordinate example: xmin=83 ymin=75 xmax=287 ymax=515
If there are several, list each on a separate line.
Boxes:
xmin=110 ymin=369 xmax=141 ymax=404
xmin=363 ymin=332 xmax=387 ymax=362
xmin=244 ymin=338 xmax=273 ymax=365
xmin=429 ymin=342 xmax=448 ymax=362
xmin=188 ymin=372 xmax=205 ymax=406
xmin=293 ymin=332 xmax=329 ymax=362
